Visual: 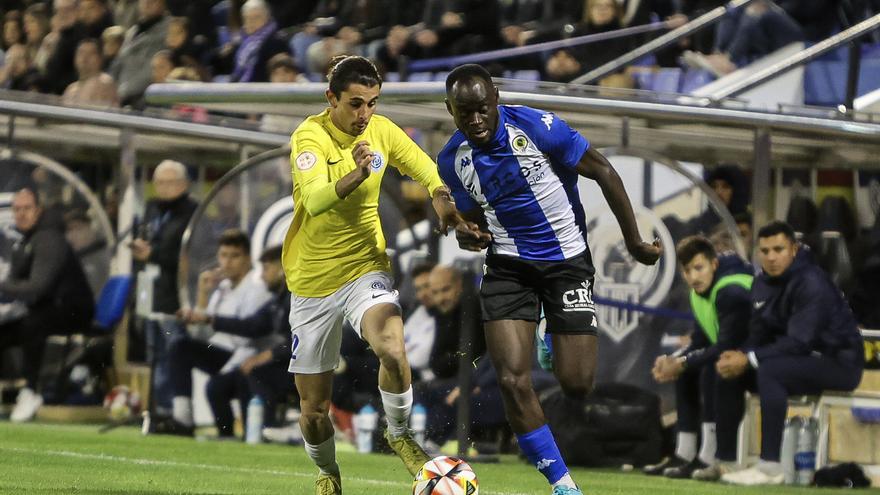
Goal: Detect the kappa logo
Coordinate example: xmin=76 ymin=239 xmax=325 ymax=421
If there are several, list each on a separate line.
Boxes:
xmin=460 ymin=156 xmax=472 ymax=168
xmin=541 ymin=113 xmax=554 ymax=130
xmin=536 ymin=458 xmax=557 ymax=470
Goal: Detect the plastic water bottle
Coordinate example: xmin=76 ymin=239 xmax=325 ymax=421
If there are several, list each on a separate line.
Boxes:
xmin=794 ymin=417 xmax=818 ymax=485
xmin=411 ymin=403 xmax=427 ymax=447
xmin=246 ymin=395 xmax=265 ymax=444
xmin=781 ymin=416 xmax=802 ymax=485
xmin=355 ymin=404 xmax=378 ymax=453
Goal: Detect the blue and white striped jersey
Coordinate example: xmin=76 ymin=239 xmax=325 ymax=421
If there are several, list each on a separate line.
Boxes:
xmin=438 ymin=105 xmax=590 ymax=262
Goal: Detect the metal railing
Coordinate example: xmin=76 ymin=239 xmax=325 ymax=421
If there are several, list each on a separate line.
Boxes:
xmin=572 ymin=0 xmax=756 ymax=84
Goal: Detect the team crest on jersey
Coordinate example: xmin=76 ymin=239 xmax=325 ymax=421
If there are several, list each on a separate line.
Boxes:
xmin=512 ymin=134 xmax=529 ymax=153
xmin=295 ymin=151 xmax=317 ymax=171
xmin=588 ymin=206 xmax=675 ymax=342
xmin=370 ymin=151 xmax=385 ymax=172
xmin=370 ymin=281 xmax=386 ymax=290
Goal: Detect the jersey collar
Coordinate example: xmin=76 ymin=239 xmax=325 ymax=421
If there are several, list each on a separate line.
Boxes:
xmin=320 ymin=108 xmax=360 ymax=148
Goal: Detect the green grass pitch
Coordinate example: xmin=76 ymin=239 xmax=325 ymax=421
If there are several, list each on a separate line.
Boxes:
xmin=0 ymin=422 xmax=875 ymax=494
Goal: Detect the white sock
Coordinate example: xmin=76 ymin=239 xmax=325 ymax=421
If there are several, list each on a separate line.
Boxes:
xmin=675 ymin=431 xmax=697 ymax=461
xmin=172 ymin=396 xmax=193 ymax=427
xmin=698 ymin=422 xmax=717 ymax=465
xmin=380 ymin=386 xmax=413 ymax=438
xmin=305 ymin=436 xmax=340 ymax=476
xmin=552 ymin=473 xmax=577 ymax=489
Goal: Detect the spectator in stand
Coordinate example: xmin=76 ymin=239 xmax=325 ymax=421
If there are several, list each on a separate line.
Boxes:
xmin=304 ymin=0 xmax=396 ymax=74
xmin=42 ymin=0 xmax=85 ymax=95
xmin=404 ymin=0 xmax=502 ymax=60
xmin=690 ymin=164 xmax=750 ymax=235
xmin=22 ymin=5 xmax=51 ymax=71
xmin=77 ymin=0 xmax=112 ymax=39
xmin=3 ymin=10 xmax=24 ymax=51
xmin=100 ymin=24 xmax=123 ymax=68
xmin=685 ymin=0 xmax=803 ymax=76
xmin=165 ymin=16 xmax=206 ymax=80
xmin=217 ymin=0 xmax=287 ymax=83
xmin=403 ymin=263 xmax=437 ymax=383
xmin=543 ymin=0 xmax=637 ymax=85
xmin=110 ymin=0 xmax=170 ymax=106
xmin=62 ymin=38 xmax=119 ymax=107
xmin=778 ymin=0 xmax=841 ymax=41
xmin=130 ymin=160 xmax=197 ymax=418
xmin=0 ymin=187 xmax=95 ymax=422
xmin=149 ymin=48 xmax=173 ymax=83
xmin=260 ymin=54 xmax=308 ymax=133
xmin=112 ymin=0 xmax=139 ymax=29
xmin=163 ymin=229 xmax=272 ymax=436
xmin=0 ymin=43 xmax=39 ymax=90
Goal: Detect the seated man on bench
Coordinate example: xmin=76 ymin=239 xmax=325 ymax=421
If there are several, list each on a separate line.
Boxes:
xmin=716 ymin=221 xmax=864 ymax=486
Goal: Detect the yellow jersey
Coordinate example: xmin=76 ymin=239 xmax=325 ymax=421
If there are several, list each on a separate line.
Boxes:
xmin=282 ymin=109 xmax=445 ymax=297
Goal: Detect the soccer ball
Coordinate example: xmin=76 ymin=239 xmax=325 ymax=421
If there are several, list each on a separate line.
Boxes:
xmin=103 ymin=385 xmax=141 ymax=422
xmin=413 ymin=456 xmax=479 ymax=495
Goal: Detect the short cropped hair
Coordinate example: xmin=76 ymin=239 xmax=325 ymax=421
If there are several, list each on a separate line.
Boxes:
xmin=675 ymin=235 xmax=716 ymax=266
xmin=757 ymin=220 xmax=796 ymax=243
xmin=445 ymin=63 xmax=493 ymax=95
xmin=218 ymin=229 xmax=250 ymax=254
xmin=327 ymin=55 xmax=381 ymax=97
xmin=411 ymin=263 xmax=436 ymax=279
xmin=259 ymin=245 xmax=282 ymax=263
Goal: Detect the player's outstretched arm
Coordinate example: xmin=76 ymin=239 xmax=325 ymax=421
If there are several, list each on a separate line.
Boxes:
xmin=431 ymin=186 xmax=490 ymax=245
xmin=451 ymin=206 xmax=491 ymax=252
xmin=575 ymin=147 xmax=661 ymax=265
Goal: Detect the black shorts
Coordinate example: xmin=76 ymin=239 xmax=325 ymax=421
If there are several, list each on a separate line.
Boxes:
xmin=480 ymin=251 xmax=598 ymax=335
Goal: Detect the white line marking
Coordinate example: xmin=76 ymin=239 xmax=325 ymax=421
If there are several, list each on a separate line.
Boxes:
xmin=0 ymin=446 xmax=531 ymax=495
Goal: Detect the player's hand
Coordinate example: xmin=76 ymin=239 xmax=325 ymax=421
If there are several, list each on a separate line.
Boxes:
xmin=628 ymin=237 xmax=662 ymax=265
xmin=716 ymin=350 xmax=748 ymax=379
xmin=455 ymin=222 xmax=491 ymax=251
xmin=351 ymin=141 xmax=374 ymax=180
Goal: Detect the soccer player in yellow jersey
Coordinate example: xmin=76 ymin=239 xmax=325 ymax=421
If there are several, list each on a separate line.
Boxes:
xmin=282 ymin=56 xmax=486 ymax=495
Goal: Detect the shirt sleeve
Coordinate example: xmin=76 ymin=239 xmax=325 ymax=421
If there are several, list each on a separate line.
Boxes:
xmin=385 ymin=121 xmax=445 ymax=194
xmin=437 ymin=145 xmax=480 ymax=213
xmin=290 ymin=127 xmax=341 ymax=216
xmin=530 ymin=110 xmax=589 ymax=169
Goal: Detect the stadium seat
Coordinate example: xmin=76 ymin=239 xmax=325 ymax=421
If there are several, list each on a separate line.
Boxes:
xmin=650 ymin=68 xmax=682 ymax=93
xmin=511 ymin=70 xmax=541 ymax=81
xmin=680 ymin=69 xmax=715 ymax=94
xmin=803 ymin=59 xmax=880 ymax=106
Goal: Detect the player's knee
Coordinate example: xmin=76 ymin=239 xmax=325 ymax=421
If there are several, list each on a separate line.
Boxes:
xmin=497 ymin=371 xmax=531 ymax=398
xmin=299 ymin=404 xmax=330 ymax=430
xmin=558 ymin=371 xmax=594 ymax=399
xmin=375 ymin=341 xmax=407 ymax=369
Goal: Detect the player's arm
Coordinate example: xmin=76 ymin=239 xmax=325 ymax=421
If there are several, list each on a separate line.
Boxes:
xmin=456 ymin=207 xmax=491 ymax=251
xmin=575 ymin=147 xmax=661 ymax=265
xmin=292 ymin=130 xmax=369 ymax=216
xmin=387 ymin=124 xmax=485 ymax=238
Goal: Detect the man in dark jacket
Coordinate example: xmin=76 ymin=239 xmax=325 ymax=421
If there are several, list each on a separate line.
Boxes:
xmin=646 ymin=236 xmax=752 ymax=480
xmin=130 ymin=160 xmax=197 ymax=416
xmin=0 ymin=186 xmax=94 ymax=421
xmin=717 ymin=221 xmax=864 ymax=486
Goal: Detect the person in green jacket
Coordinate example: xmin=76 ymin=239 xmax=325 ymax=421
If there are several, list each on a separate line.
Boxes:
xmin=645 ymin=235 xmax=752 ymax=480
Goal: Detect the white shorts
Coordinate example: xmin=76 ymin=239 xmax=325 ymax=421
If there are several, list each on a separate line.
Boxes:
xmin=287 ymin=271 xmax=400 ymax=374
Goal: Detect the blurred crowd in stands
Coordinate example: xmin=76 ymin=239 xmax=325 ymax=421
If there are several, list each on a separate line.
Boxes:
xmin=1 ymin=0 xmax=880 ymax=105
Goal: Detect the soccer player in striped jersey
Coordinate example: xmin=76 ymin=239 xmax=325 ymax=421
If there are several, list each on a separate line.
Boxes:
xmin=438 ymin=64 xmax=662 ymax=495
xmin=283 ymin=56 xmax=484 ymax=495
